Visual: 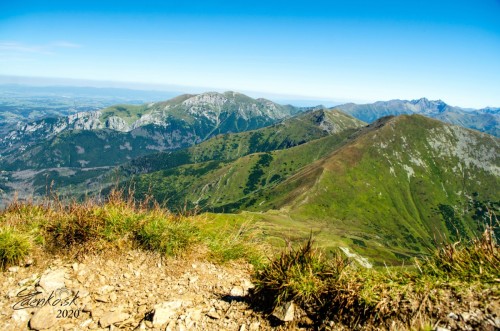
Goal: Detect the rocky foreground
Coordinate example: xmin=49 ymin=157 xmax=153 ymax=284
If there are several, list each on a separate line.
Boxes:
xmin=1 ymin=250 xmax=276 ymax=331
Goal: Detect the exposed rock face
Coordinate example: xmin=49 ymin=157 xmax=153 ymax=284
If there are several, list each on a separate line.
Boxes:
xmin=183 ymin=92 xmax=228 ymax=108
xmin=105 ymin=116 xmax=130 ymax=131
xmin=1 ymin=91 xmax=296 ymax=147
xmin=427 ymin=125 xmax=500 ymax=176
xmin=68 ymin=111 xmax=103 ymax=130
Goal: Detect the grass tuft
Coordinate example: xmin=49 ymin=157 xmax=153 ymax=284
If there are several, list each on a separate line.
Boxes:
xmin=135 ymin=215 xmax=200 ymax=257
xmin=252 ymin=236 xmax=349 ymax=312
xmin=251 ymin=230 xmax=500 ymax=329
xmin=0 ymin=227 xmax=31 ymax=269
xmin=418 ymin=227 xmax=499 ymax=282
xmin=205 ymin=221 xmax=265 ymax=266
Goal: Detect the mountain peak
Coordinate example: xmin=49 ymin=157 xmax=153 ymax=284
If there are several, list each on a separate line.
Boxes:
xmin=182 ymin=92 xmax=228 ymax=107
xmin=411 ymin=98 xmax=448 ymax=109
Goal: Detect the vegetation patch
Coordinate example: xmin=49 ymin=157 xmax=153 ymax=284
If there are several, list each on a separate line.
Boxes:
xmin=0 ymin=227 xmax=31 ymax=269
xmin=135 ymin=215 xmax=200 ymax=257
xmin=0 ymin=190 xmax=265 ymax=265
xmin=252 ymin=229 xmax=500 ymax=330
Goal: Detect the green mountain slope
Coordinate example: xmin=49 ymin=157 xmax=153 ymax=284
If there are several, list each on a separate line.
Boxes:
xmin=249 ymin=115 xmax=499 ymax=262
xmin=0 ymin=108 xmax=365 ymax=202
xmin=130 ymin=129 xmax=358 ymax=211
xmin=120 ymin=108 xmax=364 ymax=175
xmin=129 ymin=115 xmax=499 ymax=265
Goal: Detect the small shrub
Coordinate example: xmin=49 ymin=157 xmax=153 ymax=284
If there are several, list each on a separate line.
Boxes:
xmin=0 ymin=227 xmax=31 ymax=268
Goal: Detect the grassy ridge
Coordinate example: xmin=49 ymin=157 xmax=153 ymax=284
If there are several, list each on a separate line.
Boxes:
xmin=130 ymin=128 xmax=358 ymax=211
xmin=251 ymin=115 xmax=499 ymax=263
xmin=115 ymin=115 xmax=500 ymax=266
xmin=119 ymin=108 xmax=364 ymax=176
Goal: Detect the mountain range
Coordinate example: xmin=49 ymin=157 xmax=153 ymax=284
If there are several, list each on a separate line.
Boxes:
xmin=0 ymin=92 xmax=301 ymax=170
xmin=0 ymin=91 xmax=498 ymax=265
xmin=334 ymin=98 xmax=499 ymax=137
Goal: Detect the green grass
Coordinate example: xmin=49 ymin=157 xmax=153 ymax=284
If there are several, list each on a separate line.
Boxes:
xmin=417 ymin=227 xmax=500 ymax=282
xmin=135 ymin=214 xmax=200 ymax=257
xmin=250 ymin=115 xmax=500 ymax=263
xmin=0 ymin=191 xmax=497 ymax=329
xmin=100 ymin=104 xmax=148 ymax=125
xmin=131 ymin=128 xmax=358 ymax=212
xmin=203 ymin=218 xmax=266 ymax=266
xmin=126 ymin=115 xmax=499 ymax=267
xmin=0 ymin=227 xmax=31 ymax=269
xmin=252 ymin=237 xmax=349 ymax=310
xmin=0 ymin=190 xmax=266 ymax=265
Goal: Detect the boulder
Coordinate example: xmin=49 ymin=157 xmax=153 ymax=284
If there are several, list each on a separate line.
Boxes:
xmin=39 ymin=269 xmax=66 ymax=292
xmin=272 ymin=301 xmax=294 ymax=322
xmin=30 ymin=306 xmax=57 ymax=330
xmin=153 ymin=300 xmax=183 ymax=326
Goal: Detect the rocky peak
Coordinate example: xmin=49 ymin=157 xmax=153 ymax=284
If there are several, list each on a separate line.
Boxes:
xmin=182 ymin=92 xmax=228 ymax=108
xmin=410 ymin=98 xmax=449 ymax=114
xmin=411 ymin=97 xmax=430 ymax=105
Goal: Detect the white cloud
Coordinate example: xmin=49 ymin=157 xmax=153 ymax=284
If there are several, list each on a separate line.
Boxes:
xmin=0 ymin=42 xmax=53 ymax=55
xmin=51 ymin=41 xmax=82 ymax=48
xmin=0 ymin=41 xmax=82 ymax=56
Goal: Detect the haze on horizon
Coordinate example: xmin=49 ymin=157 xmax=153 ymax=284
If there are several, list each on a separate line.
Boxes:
xmin=0 ymin=0 xmax=499 ymax=108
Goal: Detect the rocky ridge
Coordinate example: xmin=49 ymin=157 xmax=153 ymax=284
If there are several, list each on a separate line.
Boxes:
xmin=0 ymin=92 xmax=297 ymax=151
xmin=2 ymin=248 xmax=498 ymax=331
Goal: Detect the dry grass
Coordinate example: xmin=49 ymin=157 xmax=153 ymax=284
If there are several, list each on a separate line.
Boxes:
xmin=0 ymin=188 xmax=263 ymax=267
xmin=252 ymin=229 xmax=500 ymax=330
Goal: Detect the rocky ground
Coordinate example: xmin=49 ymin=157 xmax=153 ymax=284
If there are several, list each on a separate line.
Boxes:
xmin=0 ymin=249 xmax=279 ymax=331
xmin=2 ymin=249 xmax=499 ymax=331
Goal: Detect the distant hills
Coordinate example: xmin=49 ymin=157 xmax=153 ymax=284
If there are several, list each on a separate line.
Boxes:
xmin=0 ymin=84 xmax=178 ymax=134
xmin=0 ymin=92 xmax=304 ymax=200
xmin=334 ymin=98 xmax=499 ymax=137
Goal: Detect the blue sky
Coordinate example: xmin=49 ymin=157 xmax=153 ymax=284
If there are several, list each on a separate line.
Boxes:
xmin=0 ymin=0 xmax=499 ymax=107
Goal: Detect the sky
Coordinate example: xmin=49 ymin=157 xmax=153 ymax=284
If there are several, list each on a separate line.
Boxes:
xmin=0 ymin=0 xmax=499 ymax=108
